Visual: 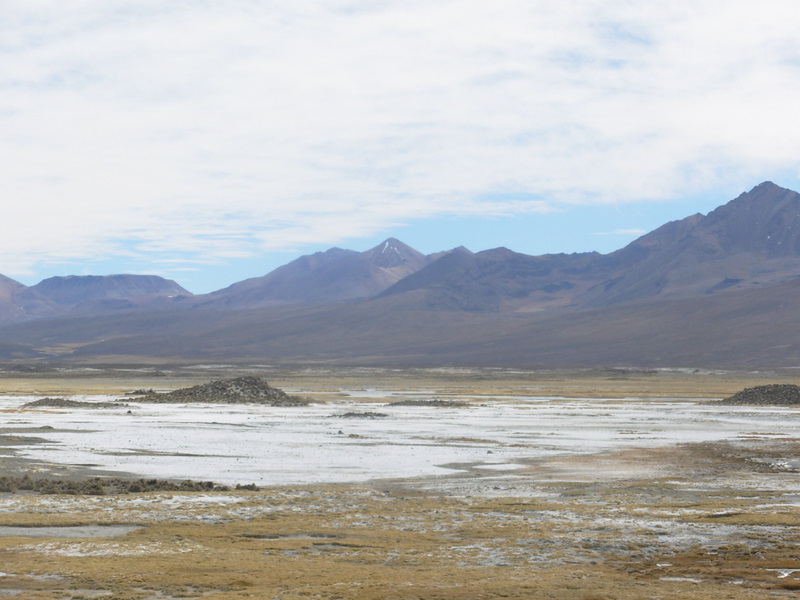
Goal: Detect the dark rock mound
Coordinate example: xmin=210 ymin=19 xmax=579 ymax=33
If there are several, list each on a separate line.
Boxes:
xmin=138 ymin=376 xmax=309 ymax=405
xmin=721 ymin=384 xmax=800 ymax=406
xmin=23 ymin=398 xmax=124 ymax=409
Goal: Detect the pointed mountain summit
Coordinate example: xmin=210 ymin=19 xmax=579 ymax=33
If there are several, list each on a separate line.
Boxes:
xmin=201 ymin=238 xmax=430 ymax=309
xmin=611 ymin=181 xmax=800 ymax=265
xmin=362 ymin=238 xmax=423 ymax=269
xmin=583 ymin=181 xmax=800 ymax=306
xmin=700 ymin=181 xmax=800 ymax=257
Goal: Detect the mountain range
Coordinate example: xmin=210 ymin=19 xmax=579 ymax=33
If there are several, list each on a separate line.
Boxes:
xmin=2 ymin=181 xmax=800 ymax=368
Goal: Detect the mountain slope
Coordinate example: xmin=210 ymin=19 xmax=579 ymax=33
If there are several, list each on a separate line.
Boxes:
xmin=198 ymin=238 xmax=430 ymax=309
xmin=379 ymin=247 xmax=609 ymax=312
xmin=32 ymin=275 xmax=190 ymax=309
xmin=8 ymin=273 xmax=799 ymax=368
xmin=0 ymin=274 xmax=60 ymax=324
xmin=3 ymin=182 xmax=800 ymax=368
xmin=378 ymin=182 xmax=800 ymax=313
xmin=583 ymin=181 xmax=800 ymax=306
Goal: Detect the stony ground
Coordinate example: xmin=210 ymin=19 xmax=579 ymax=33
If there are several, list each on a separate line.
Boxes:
xmin=1 ymin=367 xmax=799 ymax=599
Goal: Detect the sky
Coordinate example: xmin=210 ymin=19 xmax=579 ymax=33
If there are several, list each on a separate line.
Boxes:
xmin=3 ymin=1 xmax=800 ymax=294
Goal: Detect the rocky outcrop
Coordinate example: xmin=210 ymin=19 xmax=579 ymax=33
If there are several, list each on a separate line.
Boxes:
xmin=136 ymin=376 xmax=309 ymax=405
xmin=720 ymin=384 xmax=800 ymax=406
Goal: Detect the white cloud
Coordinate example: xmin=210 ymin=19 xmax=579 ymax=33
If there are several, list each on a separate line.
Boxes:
xmin=2 ymin=0 xmax=800 ymax=277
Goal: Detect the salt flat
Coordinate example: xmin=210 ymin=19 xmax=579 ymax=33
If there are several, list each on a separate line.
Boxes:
xmin=2 ymin=389 xmax=798 ymax=486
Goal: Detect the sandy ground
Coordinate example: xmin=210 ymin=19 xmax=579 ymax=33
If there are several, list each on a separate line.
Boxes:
xmin=1 ymin=367 xmax=799 ymax=599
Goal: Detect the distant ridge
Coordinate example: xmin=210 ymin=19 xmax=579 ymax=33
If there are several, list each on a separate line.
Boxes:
xmin=3 ymin=182 xmax=800 ymax=368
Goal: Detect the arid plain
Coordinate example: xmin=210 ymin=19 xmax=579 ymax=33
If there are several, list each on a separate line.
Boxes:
xmin=1 ymin=366 xmax=799 ymax=599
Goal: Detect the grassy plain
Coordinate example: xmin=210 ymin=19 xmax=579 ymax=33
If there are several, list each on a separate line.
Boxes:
xmin=1 ymin=366 xmax=799 ymax=599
